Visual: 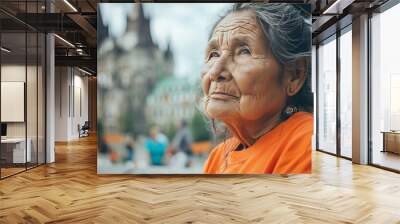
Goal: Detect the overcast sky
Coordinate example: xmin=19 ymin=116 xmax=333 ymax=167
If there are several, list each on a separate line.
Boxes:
xmin=100 ymin=3 xmax=232 ymax=78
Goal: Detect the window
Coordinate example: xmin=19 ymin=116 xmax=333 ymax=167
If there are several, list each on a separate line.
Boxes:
xmin=340 ymin=28 xmax=352 ymax=158
xmin=371 ymin=3 xmax=400 ymax=171
xmin=317 ymin=36 xmax=337 ymax=154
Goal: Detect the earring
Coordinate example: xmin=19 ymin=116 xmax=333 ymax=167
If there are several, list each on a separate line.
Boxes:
xmin=284 ymin=105 xmax=298 ymax=117
xmin=288 ymin=86 xmax=293 ymax=95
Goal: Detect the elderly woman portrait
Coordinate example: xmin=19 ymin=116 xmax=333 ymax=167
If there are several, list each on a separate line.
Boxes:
xmin=202 ymin=3 xmax=313 ymax=174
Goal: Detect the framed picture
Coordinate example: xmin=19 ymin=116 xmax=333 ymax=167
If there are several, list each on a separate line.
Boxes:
xmin=97 ymin=3 xmax=313 ymax=174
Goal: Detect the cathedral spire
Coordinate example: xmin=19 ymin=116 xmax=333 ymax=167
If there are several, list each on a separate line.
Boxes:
xmin=137 ymin=3 xmax=146 ymax=22
xmin=164 ymin=38 xmax=173 ymax=60
xmin=136 ymin=4 xmax=156 ymax=48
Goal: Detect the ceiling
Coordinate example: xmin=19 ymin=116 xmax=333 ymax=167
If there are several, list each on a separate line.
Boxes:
xmin=0 ymin=0 xmax=99 ymax=74
xmin=0 ymin=0 xmax=393 ymax=74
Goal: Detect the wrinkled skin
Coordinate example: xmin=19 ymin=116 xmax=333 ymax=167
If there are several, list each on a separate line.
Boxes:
xmin=201 ymin=10 xmax=306 ymax=146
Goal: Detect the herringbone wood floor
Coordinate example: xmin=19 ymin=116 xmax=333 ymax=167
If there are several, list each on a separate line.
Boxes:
xmin=1 ymin=135 xmax=400 ymax=224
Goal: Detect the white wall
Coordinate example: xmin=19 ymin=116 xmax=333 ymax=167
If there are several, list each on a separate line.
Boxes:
xmin=55 ymin=67 xmax=89 ymax=141
xmin=72 ymin=72 xmax=89 ymax=138
xmin=55 ymin=66 xmax=69 ymax=141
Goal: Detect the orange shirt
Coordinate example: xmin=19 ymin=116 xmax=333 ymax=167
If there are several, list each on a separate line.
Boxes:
xmin=203 ymin=112 xmax=313 ymax=174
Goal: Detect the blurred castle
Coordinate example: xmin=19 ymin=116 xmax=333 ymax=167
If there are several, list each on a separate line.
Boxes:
xmin=98 ymin=4 xmax=175 ymax=136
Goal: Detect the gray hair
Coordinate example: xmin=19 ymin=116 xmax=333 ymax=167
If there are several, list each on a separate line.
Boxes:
xmin=209 ymin=3 xmax=313 ymax=114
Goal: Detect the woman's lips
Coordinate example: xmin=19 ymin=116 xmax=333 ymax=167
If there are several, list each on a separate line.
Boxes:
xmin=209 ymin=92 xmax=239 ymax=101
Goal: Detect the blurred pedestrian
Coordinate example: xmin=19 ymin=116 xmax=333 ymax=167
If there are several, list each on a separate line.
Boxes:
xmin=145 ymin=126 xmax=168 ymax=166
xmin=166 ymin=120 xmax=193 ymax=167
xmin=156 ymin=126 xmax=169 ymax=145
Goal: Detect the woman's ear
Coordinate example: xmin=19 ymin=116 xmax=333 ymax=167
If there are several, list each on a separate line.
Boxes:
xmin=285 ymin=58 xmax=307 ymax=96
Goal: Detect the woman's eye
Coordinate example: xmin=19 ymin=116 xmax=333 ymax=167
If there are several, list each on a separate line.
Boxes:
xmin=238 ymin=47 xmax=251 ymax=55
xmin=208 ymin=51 xmax=220 ymax=59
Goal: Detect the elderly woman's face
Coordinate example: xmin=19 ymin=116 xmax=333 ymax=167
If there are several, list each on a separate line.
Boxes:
xmin=201 ymin=10 xmax=287 ymax=121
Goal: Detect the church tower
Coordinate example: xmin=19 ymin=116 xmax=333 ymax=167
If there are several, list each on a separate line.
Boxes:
xmin=163 ymin=38 xmax=175 ymax=76
xmin=126 ymin=4 xmax=157 ymax=49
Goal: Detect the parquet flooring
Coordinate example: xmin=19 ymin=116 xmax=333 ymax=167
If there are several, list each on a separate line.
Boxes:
xmin=1 ymin=167 xmax=26 ymax=178
xmin=1 ymin=135 xmax=400 ymax=223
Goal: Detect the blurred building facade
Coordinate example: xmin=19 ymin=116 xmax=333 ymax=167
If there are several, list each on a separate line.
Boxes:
xmin=98 ymin=4 xmax=174 ymax=136
xmin=145 ymin=77 xmax=200 ymax=128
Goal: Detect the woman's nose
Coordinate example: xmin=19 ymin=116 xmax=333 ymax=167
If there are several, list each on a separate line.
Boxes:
xmin=209 ymin=55 xmax=232 ymax=82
